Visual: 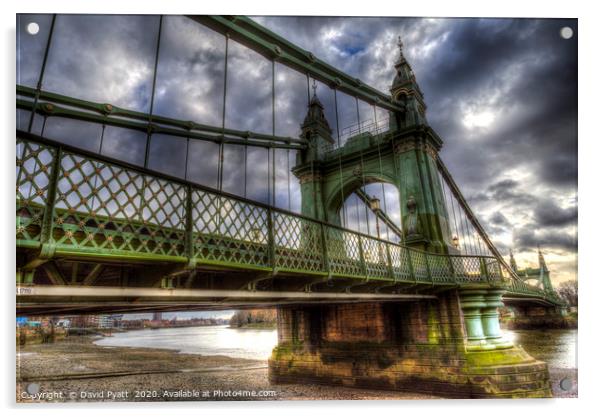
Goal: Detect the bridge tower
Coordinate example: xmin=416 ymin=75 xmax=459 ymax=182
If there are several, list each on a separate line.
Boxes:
xmin=273 ymin=39 xmax=553 ymax=398
xmin=294 ymin=37 xmax=453 ymax=254
xmin=537 ymin=247 xmax=554 ymax=293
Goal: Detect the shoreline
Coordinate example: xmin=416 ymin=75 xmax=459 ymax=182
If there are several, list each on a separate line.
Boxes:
xmin=16 ymin=336 xmax=439 ymax=402
xmin=17 ymin=333 xmax=577 ymax=402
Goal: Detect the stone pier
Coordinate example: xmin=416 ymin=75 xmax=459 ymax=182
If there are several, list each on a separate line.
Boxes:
xmin=505 ymin=304 xmax=572 ymax=330
xmin=269 ymin=287 xmax=552 ymax=398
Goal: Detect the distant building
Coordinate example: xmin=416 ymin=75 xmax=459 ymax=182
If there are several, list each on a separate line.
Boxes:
xmin=152 ymin=312 xmax=163 ymax=322
xmin=56 ymin=318 xmax=71 ymax=327
xmin=97 ymin=314 xmax=124 ymax=328
xmin=69 ymin=315 xmax=99 ymax=328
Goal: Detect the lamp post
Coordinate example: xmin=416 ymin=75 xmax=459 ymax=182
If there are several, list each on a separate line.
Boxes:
xmin=369 ymin=197 xmax=381 ymax=239
xmin=369 ymin=196 xmax=384 ymax=263
xmin=452 ymin=235 xmax=460 ymax=249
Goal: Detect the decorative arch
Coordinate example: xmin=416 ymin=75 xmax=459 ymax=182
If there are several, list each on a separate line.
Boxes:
xmin=324 ymin=170 xmax=398 ymax=224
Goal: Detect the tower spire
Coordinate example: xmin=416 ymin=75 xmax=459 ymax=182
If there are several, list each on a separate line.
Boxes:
xmin=389 ymin=35 xmax=427 ymax=130
xmin=300 ymin=79 xmax=333 ymax=154
xmin=509 ymin=249 xmax=518 ymax=272
xmin=538 ymin=245 xmax=548 ymax=272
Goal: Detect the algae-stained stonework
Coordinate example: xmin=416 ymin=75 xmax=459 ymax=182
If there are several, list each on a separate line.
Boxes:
xmin=269 ymin=292 xmax=551 ymax=398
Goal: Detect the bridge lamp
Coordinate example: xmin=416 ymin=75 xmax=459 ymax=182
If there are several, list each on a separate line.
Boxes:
xmin=369 ymin=197 xmax=381 ymax=212
xmin=452 ymin=235 xmax=460 ymax=248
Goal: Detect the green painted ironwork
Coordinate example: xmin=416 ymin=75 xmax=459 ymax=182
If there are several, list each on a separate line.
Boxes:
xmin=14 ymin=14 xmax=564 ymax=308
xmin=17 ymin=85 xmax=304 ymax=151
xmin=188 ymin=16 xmax=401 ymax=113
xmin=15 ymin=133 xmax=562 ymax=305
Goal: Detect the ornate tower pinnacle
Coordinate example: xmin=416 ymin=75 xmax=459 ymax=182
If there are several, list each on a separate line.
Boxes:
xmin=301 ymin=80 xmax=333 ymax=142
xmin=389 ymin=36 xmax=427 ymax=130
xmin=538 ymin=245 xmax=549 ymax=272
xmin=509 ymin=249 xmax=518 ymax=272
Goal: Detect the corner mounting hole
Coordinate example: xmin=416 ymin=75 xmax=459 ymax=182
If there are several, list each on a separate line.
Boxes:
xmin=26 ymin=22 xmax=40 ymax=35
xmin=560 ymin=27 xmax=573 ymax=39
xmin=559 ymin=377 xmax=573 ymax=391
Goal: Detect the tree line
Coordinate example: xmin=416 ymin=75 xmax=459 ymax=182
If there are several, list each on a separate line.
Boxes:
xmin=229 ymin=309 xmax=277 ymax=328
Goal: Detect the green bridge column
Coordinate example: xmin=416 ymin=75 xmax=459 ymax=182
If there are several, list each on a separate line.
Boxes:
xmin=459 ymin=289 xmax=488 ymax=350
xmin=481 ymin=288 xmax=513 ymax=348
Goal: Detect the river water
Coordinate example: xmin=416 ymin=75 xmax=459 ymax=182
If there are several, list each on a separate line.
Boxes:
xmin=94 ymin=325 xmax=577 ymax=369
xmin=94 ymin=325 xmax=278 ymax=360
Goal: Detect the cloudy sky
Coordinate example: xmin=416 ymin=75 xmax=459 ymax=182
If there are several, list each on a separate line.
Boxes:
xmin=17 ymin=15 xmax=577 ymax=286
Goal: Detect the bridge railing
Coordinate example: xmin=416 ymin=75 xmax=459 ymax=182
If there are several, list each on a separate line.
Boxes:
xmin=18 ymin=133 xmax=508 ymax=287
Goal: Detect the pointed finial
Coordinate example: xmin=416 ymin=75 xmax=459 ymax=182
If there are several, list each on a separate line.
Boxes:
xmin=397 ymin=36 xmax=404 ymax=54
xmin=312 ymin=79 xmax=317 ymax=96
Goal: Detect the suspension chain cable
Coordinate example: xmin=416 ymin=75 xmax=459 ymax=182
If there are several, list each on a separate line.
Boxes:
xmin=442 ymin=171 xmax=461 ymax=253
xmin=89 ymin=124 xmax=108 ymax=213
xmin=144 ymin=15 xmax=163 ymax=170
xmin=243 ymin=140 xmax=248 ymax=198
xmin=356 ymin=97 xmax=371 ymax=236
xmin=271 ymin=59 xmax=276 ymax=206
xmin=355 ymin=192 xmax=362 ymax=233
xmin=287 ymin=149 xmax=291 ymax=211
xmin=440 ymin=171 xmax=453 ymax=245
xmin=373 ymin=104 xmax=391 ymax=242
xmin=184 ymin=137 xmax=190 ymax=181
xmin=449 ymin=184 xmax=465 ymax=253
xmin=27 ymin=14 xmax=56 ymax=133
xmin=333 ymin=87 xmax=347 ymax=227
xmin=462 ymin=208 xmax=476 ymax=255
xmin=389 ymin=130 xmax=405 ymax=245
xmin=218 ymin=33 xmax=229 ymax=192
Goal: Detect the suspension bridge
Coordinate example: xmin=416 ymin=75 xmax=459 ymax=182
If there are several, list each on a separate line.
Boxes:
xmin=16 ymin=15 xmax=565 ymax=398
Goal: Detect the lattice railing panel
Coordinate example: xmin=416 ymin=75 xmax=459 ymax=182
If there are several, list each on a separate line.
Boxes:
xmin=388 ymin=245 xmax=413 ymax=281
xmin=142 ymin=177 xmax=186 ymax=230
xmin=485 ymin=258 xmax=503 ymax=281
xmin=16 ymin=139 xmax=56 ymax=245
xmin=427 ymin=255 xmax=454 ymax=283
xmin=451 ymin=256 xmax=482 ymax=283
xmin=325 ymin=226 xmax=364 ymax=277
xmin=409 ymin=250 xmax=429 ymax=282
xmin=361 ymin=237 xmax=390 ymax=279
xmin=273 ymin=213 xmax=324 ymax=273
xmin=51 ymin=151 xmax=186 ymax=257
xmin=191 ymin=190 xmax=270 ymax=268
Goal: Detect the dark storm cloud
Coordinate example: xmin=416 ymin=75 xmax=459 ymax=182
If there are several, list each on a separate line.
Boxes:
xmin=514 ymin=227 xmax=577 ymax=252
xmin=470 ymin=179 xmax=537 ymax=207
xmin=489 ymin=212 xmax=511 ymax=228
xmin=417 ymin=18 xmax=577 ymax=194
xmin=534 ymin=199 xmax=578 ymax=227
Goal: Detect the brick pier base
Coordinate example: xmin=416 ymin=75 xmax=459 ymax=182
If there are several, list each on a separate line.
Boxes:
xmin=268 ymin=290 xmax=552 ymax=398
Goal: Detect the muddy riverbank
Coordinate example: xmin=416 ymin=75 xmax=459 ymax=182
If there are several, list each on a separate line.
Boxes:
xmin=16 ymin=327 xmax=577 ymax=402
xmin=16 ymin=336 xmax=439 ymax=402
